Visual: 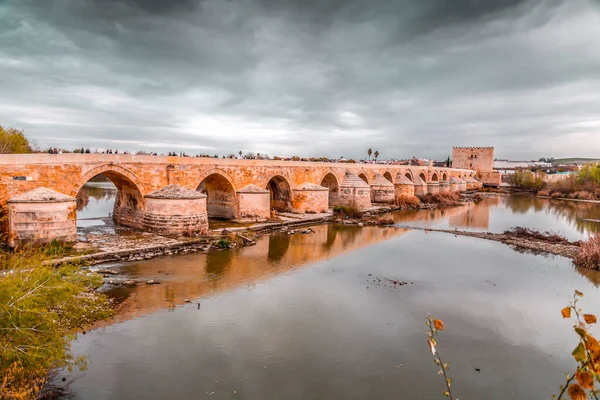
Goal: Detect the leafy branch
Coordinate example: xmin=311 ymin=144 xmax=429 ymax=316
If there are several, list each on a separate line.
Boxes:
xmin=426 ymin=315 xmax=456 ymax=400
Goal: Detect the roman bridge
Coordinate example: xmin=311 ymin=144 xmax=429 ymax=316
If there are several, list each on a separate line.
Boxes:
xmin=0 ymin=154 xmax=478 ymax=247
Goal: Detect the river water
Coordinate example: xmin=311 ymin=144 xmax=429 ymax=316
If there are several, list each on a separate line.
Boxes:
xmin=61 ymin=184 xmax=600 ymax=399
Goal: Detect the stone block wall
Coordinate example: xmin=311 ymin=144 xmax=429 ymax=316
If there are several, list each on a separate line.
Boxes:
xmin=143 ymin=197 xmax=209 ymax=235
xmin=427 ymin=182 xmax=440 ymax=195
xmin=237 ymin=185 xmax=270 ymax=221
xmin=452 ymin=147 xmax=494 ymax=172
xmin=478 ymin=171 xmax=502 ymax=187
xmin=7 ymin=189 xmax=77 ymax=248
xmin=292 ymin=188 xmax=329 ymax=213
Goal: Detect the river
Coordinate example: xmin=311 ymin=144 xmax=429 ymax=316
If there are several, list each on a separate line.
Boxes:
xmin=60 ymin=183 xmax=600 ymax=399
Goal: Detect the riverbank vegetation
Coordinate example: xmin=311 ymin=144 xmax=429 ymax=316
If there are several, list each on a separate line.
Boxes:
xmin=512 ymin=162 xmax=600 ymax=200
xmin=575 ymin=235 xmax=600 ymax=271
xmin=0 ymin=247 xmax=112 ymax=399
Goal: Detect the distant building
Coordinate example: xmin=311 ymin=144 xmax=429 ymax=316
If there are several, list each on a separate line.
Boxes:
xmin=452 ymin=147 xmax=501 ymax=186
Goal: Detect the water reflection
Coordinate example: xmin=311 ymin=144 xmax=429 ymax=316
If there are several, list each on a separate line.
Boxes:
xmin=76 ymin=181 xmax=117 ymax=227
xmin=95 ymin=224 xmax=408 ymax=326
xmin=391 ymin=195 xmax=599 ymax=240
xmin=61 ymin=227 xmax=600 ymax=400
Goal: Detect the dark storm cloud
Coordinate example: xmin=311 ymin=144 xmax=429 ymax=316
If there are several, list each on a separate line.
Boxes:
xmin=1 ymin=0 xmax=599 ymax=159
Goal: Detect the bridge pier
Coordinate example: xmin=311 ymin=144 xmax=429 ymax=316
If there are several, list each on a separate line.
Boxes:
xmin=236 ymin=184 xmax=270 ymax=221
xmin=427 ymin=181 xmax=440 ymax=195
xmin=449 ymin=177 xmax=460 ymax=192
xmin=291 ymin=183 xmax=329 ymax=213
xmin=414 ymin=176 xmax=428 ymax=196
xmin=142 ymin=185 xmax=209 ymax=236
xmin=370 ymin=174 xmax=395 ymax=204
xmin=439 ymin=181 xmax=450 ymax=193
xmin=7 ymin=187 xmax=77 ymax=248
xmin=338 ymin=172 xmax=371 ymax=211
xmin=393 ymin=175 xmax=415 ymax=201
xmin=455 ymin=177 xmax=467 ymax=192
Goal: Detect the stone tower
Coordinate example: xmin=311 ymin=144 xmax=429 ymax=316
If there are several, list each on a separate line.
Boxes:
xmin=452 ymin=147 xmax=494 ymax=173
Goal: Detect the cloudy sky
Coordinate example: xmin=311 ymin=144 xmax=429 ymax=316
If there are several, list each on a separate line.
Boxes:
xmin=1 ymin=0 xmax=599 ymax=160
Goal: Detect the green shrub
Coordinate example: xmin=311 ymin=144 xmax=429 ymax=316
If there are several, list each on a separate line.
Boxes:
xmin=0 ymin=248 xmax=111 ymax=397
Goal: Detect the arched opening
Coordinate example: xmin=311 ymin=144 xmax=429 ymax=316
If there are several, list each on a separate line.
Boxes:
xmin=404 ymin=172 xmax=413 ymax=182
xmin=196 ymin=173 xmax=237 ymax=219
xmin=419 ymin=172 xmax=427 ymax=182
xmin=358 ymin=173 xmax=369 ymax=184
xmin=442 ymin=172 xmax=448 ymax=181
xmin=383 ymin=172 xmax=393 ymax=183
xmin=320 ymin=173 xmax=340 ymax=206
xmin=74 ymin=171 xmax=145 ymax=230
xmin=266 ymin=175 xmax=292 ymax=212
xmin=431 ymin=173 xmax=439 ymax=182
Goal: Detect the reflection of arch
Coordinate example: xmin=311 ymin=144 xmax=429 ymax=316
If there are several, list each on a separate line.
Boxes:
xmin=358 ymin=172 xmax=369 ymax=184
xmin=383 ymin=172 xmax=393 ymax=183
xmin=442 ymin=172 xmax=448 ymax=181
xmin=320 ymin=172 xmax=340 ymax=206
xmin=197 ymin=172 xmax=237 ymax=219
xmin=266 ymin=175 xmax=292 ymax=212
xmin=71 ymin=165 xmax=146 ymax=229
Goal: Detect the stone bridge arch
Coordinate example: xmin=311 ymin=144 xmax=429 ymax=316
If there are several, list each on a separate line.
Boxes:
xmin=430 ymin=171 xmax=439 ymax=182
xmin=383 ymin=171 xmax=393 ymax=183
xmin=265 ymin=174 xmax=293 ymax=212
xmin=357 ymin=170 xmax=370 ymax=184
xmin=70 ymin=164 xmax=147 ymax=229
xmin=402 ymin=170 xmax=414 ymax=183
xmin=319 ymin=171 xmax=341 ymax=206
xmin=195 ymin=168 xmax=238 ymax=219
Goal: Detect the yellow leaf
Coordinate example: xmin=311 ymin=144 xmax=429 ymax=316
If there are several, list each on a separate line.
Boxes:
xmin=575 ymin=290 xmax=584 ymax=297
xmin=567 ymin=383 xmax=586 ymax=400
xmin=576 ymin=370 xmax=594 ymax=389
xmin=562 ymin=307 xmax=572 ymax=318
xmin=434 ymin=319 xmax=445 ymax=331
xmin=584 ymin=314 xmax=597 ymax=324
xmin=572 ymin=343 xmax=586 ymax=362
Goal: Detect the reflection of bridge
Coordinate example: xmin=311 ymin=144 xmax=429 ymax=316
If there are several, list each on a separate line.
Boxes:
xmin=1 ymin=154 xmax=479 ymax=246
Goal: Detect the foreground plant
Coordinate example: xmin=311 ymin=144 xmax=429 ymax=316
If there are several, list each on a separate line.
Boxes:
xmin=556 ymin=291 xmax=600 ymax=399
xmin=0 ymin=248 xmax=112 ymax=399
xmin=426 ymin=315 xmax=456 ymax=399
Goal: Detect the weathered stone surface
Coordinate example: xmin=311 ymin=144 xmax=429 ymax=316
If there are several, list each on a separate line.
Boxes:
xmin=370 ymin=174 xmax=395 ymax=204
xmin=338 ymin=172 xmax=372 ymax=210
xmin=146 ymin=184 xmax=206 ymax=199
xmin=143 ymin=185 xmax=209 ymax=235
xmin=236 ymin=184 xmax=270 ymax=221
xmin=7 ymin=187 xmax=77 ymax=247
xmin=292 ymin=182 xmax=329 ymax=213
xmin=439 ymin=181 xmax=450 ymax=193
xmin=414 ymin=176 xmax=428 ymax=196
xmin=426 ymin=181 xmax=440 ymax=195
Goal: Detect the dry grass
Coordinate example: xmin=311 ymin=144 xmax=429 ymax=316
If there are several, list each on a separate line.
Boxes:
xmin=503 ymin=226 xmax=571 ymax=244
xmin=332 ymin=205 xmax=364 ymax=218
xmin=396 ymin=195 xmax=421 ymax=208
xmin=540 ymin=175 xmax=600 ymax=200
xmin=418 ymin=192 xmax=460 ymax=205
xmin=574 ymin=234 xmax=600 ymax=270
